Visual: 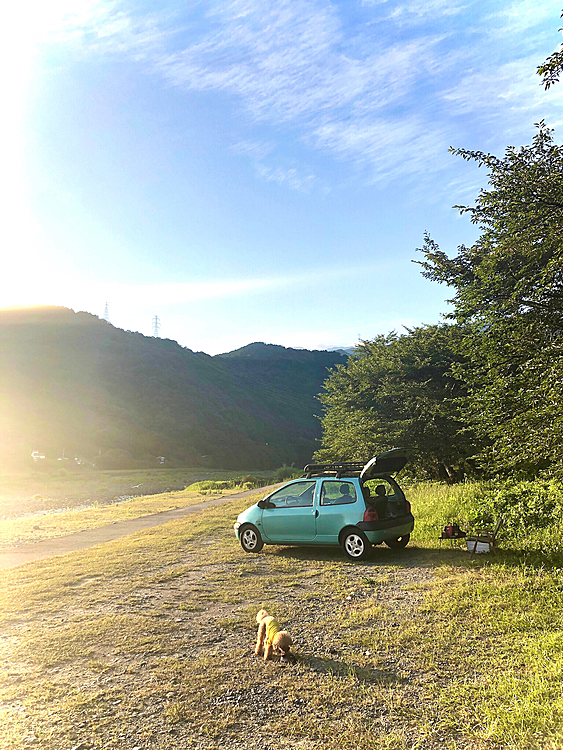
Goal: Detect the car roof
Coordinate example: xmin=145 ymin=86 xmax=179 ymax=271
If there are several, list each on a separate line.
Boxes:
xmin=303 ymin=448 xmax=410 ymax=480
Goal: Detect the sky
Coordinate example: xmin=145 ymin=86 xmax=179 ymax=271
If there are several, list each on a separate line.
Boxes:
xmin=1 ymin=0 xmax=562 ymax=354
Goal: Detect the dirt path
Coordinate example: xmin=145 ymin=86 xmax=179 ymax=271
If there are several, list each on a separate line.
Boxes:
xmin=0 ymin=485 xmax=275 ymax=571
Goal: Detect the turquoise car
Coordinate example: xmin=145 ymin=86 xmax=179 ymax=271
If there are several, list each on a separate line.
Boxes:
xmin=234 ymin=449 xmax=413 ymax=561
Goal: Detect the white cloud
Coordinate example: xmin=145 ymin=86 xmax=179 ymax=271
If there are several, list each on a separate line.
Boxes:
xmin=254 ymin=163 xmax=328 ymax=193
xmin=106 ymin=263 xmax=385 ymax=309
xmin=29 ymin=0 xmax=563 ymax=190
xmin=155 ymin=4 xmax=443 ymax=125
xmin=312 ymin=115 xmax=450 ymax=181
xmin=231 ymin=140 xmax=274 ymax=160
xmin=150 ymin=1 xmax=449 ymax=179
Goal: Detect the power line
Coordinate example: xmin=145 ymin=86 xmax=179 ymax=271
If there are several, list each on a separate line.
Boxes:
xmin=152 ymin=315 xmax=161 ymax=337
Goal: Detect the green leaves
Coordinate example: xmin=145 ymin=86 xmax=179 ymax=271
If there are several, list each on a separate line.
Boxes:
xmin=418 ymin=124 xmax=563 ymax=477
xmin=316 ymin=325 xmax=475 ymax=482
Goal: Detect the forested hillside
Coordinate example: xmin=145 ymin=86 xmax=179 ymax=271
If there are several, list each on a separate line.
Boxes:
xmin=0 ymin=307 xmax=344 ymax=470
xmin=218 ymin=342 xmax=345 ymax=412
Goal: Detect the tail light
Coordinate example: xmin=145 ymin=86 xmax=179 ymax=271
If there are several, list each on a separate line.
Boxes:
xmin=405 ymin=500 xmax=411 ymax=513
xmin=363 ymin=508 xmax=378 ymax=522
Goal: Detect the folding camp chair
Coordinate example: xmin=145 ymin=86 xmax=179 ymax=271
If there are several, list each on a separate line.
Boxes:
xmin=466 ymin=516 xmax=503 ymax=555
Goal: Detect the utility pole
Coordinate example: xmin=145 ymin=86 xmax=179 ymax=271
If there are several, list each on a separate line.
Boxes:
xmin=152 ymin=315 xmax=161 ymax=337
xmin=103 ymin=301 xmax=109 ymax=322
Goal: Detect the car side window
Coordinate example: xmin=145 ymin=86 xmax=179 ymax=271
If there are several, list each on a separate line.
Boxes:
xmin=320 ymin=481 xmax=357 ymax=506
xmin=267 ymin=481 xmax=316 ymax=508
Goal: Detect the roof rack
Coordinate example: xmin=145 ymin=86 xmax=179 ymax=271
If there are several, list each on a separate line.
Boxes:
xmin=303 ymin=460 xmax=367 ymax=479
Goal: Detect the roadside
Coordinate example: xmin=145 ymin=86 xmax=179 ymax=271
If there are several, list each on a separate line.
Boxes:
xmin=0 ymin=485 xmax=276 ymax=570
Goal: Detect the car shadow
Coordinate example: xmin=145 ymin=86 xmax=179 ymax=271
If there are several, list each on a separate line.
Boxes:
xmin=265 ymin=542 xmax=562 ymax=570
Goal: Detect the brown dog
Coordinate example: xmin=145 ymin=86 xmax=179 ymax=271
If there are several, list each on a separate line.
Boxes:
xmin=255 ymin=609 xmax=293 ymax=661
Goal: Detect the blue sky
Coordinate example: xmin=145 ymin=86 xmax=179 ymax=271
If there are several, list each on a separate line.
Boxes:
xmin=2 ymin=0 xmax=562 ymax=353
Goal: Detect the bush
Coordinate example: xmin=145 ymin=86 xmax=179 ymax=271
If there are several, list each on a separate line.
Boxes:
xmin=273 ymin=464 xmax=299 ymax=482
xmin=189 ymin=480 xmax=235 ymax=493
xmin=474 ymin=479 xmax=563 ymax=534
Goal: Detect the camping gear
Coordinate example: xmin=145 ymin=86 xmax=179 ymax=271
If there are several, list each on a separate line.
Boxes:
xmin=466 ymin=517 xmax=504 ymax=555
xmin=439 ymin=522 xmax=466 ymax=548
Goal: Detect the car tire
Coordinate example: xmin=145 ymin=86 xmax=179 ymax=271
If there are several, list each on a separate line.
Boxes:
xmin=384 ymin=534 xmax=410 ymax=549
xmin=239 ymin=524 xmax=264 ymax=553
xmin=341 ymin=529 xmax=371 ymax=561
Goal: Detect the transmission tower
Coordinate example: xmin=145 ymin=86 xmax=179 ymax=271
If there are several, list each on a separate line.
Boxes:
xmin=152 ymin=315 xmax=161 ymax=337
xmin=103 ymin=301 xmax=109 ymax=322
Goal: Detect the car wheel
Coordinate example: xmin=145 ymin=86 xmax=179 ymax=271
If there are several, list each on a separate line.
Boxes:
xmin=341 ymin=529 xmax=371 ymax=561
xmin=239 ymin=524 xmax=264 ymax=553
xmin=384 ymin=534 xmax=410 ymax=549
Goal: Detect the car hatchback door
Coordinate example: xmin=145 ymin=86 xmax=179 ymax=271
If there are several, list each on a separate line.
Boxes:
xmin=261 ymin=480 xmax=317 ymax=542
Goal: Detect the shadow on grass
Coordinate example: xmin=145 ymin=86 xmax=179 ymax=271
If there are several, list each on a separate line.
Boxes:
xmin=302 ymin=653 xmax=402 ymax=685
xmin=265 ymin=541 xmax=563 ymax=571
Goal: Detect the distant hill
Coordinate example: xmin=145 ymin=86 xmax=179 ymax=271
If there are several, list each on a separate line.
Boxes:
xmin=326 ymin=346 xmax=355 ymax=357
xmin=217 ymin=342 xmax=345 ymax=406
xmin=0 ymin=307 xmax=345 ymax=470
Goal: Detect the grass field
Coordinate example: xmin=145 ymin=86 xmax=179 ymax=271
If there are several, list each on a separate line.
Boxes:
xmin=1 ymin=483 xmax=562 ymax=749
xmin=0 ymin=468 xmax=272 ymax=519
xmin=0 ymin=484 xmax=257 ymax=549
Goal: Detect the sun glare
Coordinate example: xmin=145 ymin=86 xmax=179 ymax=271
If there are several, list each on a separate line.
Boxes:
xmin=0 ymin=1 xmax=109 ymax=308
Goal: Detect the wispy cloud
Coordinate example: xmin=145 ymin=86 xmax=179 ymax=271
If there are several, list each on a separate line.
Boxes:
xmin=254 ymin=163 xmax=328 ymax=193
xmin=487 ymin=0 xmax=560 ymax=35
xmin=363 ymin=0 xmax=464 ymax=25
xmin=149 ymin=2 xmax=450 ymax=180
xmin=232 ymin=140 xmax=327 ymax=192
xmin=39 ymin=0 xmax=563 ymax=188
xmin=443 ymin=57 xmax=552 ymax=116
xmin=106 ymin=262 xmax=385 ymax=308
xmin=312 ymin=115 xmax=450 ymax=181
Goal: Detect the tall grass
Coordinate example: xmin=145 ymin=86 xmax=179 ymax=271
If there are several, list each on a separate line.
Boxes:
xmin=408 ymin=479 xmax=563 ymax=560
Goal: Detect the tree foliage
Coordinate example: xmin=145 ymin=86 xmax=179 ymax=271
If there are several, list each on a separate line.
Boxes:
xmin=418 ymin=124 xmax=563 ymax=476
xmin=316 ymin=325 xmax=475 ymax=481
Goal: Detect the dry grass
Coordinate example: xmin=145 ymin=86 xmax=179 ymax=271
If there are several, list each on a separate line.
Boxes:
xmin=0 ymin=485 xmax=248 ymax=548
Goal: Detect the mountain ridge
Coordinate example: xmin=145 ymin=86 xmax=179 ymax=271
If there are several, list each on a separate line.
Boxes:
xmin=0 ymin=307 xmax=345 ymax=470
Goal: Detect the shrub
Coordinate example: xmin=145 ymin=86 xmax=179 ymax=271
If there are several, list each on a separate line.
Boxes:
xmin=273 ymin=464 xmax=299 ymax=482
xmin=474 ymin=479 xmax=563 ymax=534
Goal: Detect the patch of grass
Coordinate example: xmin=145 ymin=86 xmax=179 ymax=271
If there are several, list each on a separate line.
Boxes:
xmin=0 ymin=467 xmax=272 ymax=519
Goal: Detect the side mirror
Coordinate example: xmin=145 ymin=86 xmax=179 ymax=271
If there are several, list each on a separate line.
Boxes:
xmin=258 ymin=499 xmax=274 ymax=509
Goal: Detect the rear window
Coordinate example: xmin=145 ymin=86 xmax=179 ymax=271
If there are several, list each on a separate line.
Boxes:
xmin=320 ymin=480 xmax=357 ymax=506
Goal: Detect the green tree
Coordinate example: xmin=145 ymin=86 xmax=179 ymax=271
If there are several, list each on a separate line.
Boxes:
xmin=418 ymin=123 xmax=563 ymax=476
xmin=316 ymin=325 xmax=475 ymax=482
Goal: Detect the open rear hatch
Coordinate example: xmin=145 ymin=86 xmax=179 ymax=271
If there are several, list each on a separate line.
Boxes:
xmin=360 ymin=448 xmax=411 ymax=481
